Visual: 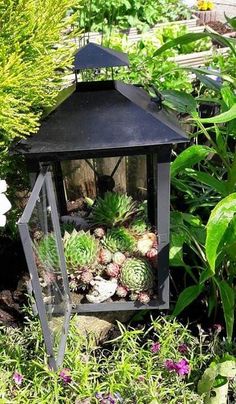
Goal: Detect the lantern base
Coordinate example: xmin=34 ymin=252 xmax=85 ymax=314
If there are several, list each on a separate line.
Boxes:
xmin=71 ymin=300 xmax=169 ymax=313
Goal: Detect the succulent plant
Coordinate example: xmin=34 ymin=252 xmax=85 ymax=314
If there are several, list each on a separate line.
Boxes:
xmin=90 ymin=192 xmax=136 ymax=227
xmin=116 ymin=285 xmax=128 ymax=298
xmin=93 ymin=227 xmax=105 ymax=238
xmin=130 ymin=292 xmax=139 ymax=301
xmin=137 ymin=233 xmax=157 ymax=255
xmin=120 ymin=258 xmax=154 ymax=293
xmin=146 ymin=248 xmax=158 ymax=259
xmin=138 ymin=291 xmax=151 ymax=304
xmin=99 ymin=249 xmax=112 ymax=264
xmin=113 ymin=251 xmax=126 ymax=266
xmin=80 ymin=269 xmax=93 ymax=284
xmin=106 ymin=263 xmax=120 ymax=278
xmin=64 ymin=230 xmax=98 ymax=271
xmin=36 ymin=233 xmax=59 ymax=269
xmin=130 ymin=218 xmax=149 ymax=235
xmin=103 ymin=227 xmax=136 ymax=253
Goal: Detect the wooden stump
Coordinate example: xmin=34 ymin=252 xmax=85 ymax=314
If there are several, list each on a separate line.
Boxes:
xmin=195 ymin=10 xmax=217 ymax=24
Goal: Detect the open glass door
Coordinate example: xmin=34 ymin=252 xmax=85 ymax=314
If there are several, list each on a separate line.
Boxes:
xmin=18 ymin=168 xmax=71 ymax=370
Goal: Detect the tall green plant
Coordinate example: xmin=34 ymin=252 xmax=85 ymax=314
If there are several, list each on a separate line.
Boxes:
xmin=161 ymin=22 xmax=236 ymax=340
xmin=0 ymin=0 xmax=79 ymax=233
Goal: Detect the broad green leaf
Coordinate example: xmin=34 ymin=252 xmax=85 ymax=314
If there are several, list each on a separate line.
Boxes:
xmin=218 ymin=280 xmax=235 ymax=342
xmin=170 ymin=231 xmax=186 ymax=266
xmin=217 ymin=360 xmax=236 ymax=378
xmin=171 ymin=145 xmax=213 ymax=177
xmin=200 ymin=104 xmax=236 ymax=124
xmin=221 ymin=86 xmax=236 ymax=109
xmin=173 ymin=284 xmax=204 ymax=316
xmin=162 ymin=90 xmax=197 ymax=113
xmin=206 ymin=193 xmax=236 ymax=272
xmin=185 ymin=169 xmax=227 ymax=196
xmin=197 ymin=366 xmax=217 ymax=395
xmin=195 ymin=72 xmax=221 ymax=92
xmin=221 ymin=215 xmax=236 ymax=260
xmin=154 ymin=32 xmax=236 ymax=57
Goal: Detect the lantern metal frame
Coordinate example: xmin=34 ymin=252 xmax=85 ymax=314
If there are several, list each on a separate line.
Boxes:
xmin=15 ymin=78 xmax=188 ymax=369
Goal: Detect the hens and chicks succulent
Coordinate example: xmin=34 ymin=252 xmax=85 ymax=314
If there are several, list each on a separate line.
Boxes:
xmin=36 ymin=192 xmax=158 ymax=304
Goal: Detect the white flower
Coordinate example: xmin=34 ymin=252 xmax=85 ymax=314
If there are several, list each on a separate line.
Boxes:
xmin=0 ymin=180 xmax=12 ymax=227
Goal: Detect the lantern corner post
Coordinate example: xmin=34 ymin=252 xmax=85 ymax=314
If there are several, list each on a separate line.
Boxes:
xmin=156 ymin=145 xmax=171 ymax=309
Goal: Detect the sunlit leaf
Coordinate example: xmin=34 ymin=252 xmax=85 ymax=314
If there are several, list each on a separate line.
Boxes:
xmin=171 ymin=145 xmax=213 ymax=177
xmin=206 ymin=193 xmax=236 ymax=272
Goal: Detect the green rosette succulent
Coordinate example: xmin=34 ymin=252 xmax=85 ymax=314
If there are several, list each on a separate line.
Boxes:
xmin=36 ymin=233 xmax=59 ymax=269
xmin=120 ymin=258 xmax=154 ymax=293
xmin=64 ymin=230 xmax=98 ymax=271
xmin=103 ymin=227 xmax=136 ymax=253
xmin=130 ymin=218 xmax=150 ymax=235
xmin=90 ymin=192 xmax=136 ymax=227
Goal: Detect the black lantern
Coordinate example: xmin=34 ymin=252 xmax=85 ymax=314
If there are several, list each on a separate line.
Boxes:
xmin=14 ymin=44 xmax=188 ymax=369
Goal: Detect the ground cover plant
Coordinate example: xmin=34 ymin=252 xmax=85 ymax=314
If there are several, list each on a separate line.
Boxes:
xmin=2 ymin=311 xmax=236 ymax=403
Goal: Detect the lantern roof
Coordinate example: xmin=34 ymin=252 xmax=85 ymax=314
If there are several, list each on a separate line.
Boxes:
xmin=74 ymin=42 xmax=129 ymax=70
xmin=14 ymin=80 xmax=188 ymax=161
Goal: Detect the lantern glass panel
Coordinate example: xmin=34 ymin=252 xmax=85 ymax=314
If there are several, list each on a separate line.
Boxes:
xmin=18 ymin=171 xmax=71 ymax=366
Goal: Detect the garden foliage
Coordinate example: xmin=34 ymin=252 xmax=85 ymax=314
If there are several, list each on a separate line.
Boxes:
xmin=157 ymin=25 xmax=236 ymax=340
xmin=77 ymin=0 xmax=192 ymax=32
xmin=2 ymin=312 xmax=233 ymax=403
xmin=0 ymin=0 xmax=78 ymax=231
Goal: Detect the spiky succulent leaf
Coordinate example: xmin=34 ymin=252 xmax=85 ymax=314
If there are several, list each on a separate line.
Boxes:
xmin=64 ymin=230 xmax=98 ymax=271
xmin=120 ymin=258 xmax=154 ymax=292
xmin=103 ymin=227 xmax=136 ymax=253
xmin=130 ymin=218 xmax=150 ymax=235
xmin=90 ymin=192 xmax=136 ymax=227
xmin=36 ymin=233 xmax=59 ymax=269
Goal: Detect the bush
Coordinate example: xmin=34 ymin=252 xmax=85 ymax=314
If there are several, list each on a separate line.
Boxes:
xmin=0 ymin=0 xmax=78 ymax=233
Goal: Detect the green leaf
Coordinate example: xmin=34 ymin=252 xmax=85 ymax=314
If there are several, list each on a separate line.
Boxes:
xmin=195 ymin=72 xmax=221 ymax=92
xmin=217 ymin=360 xmax=236 ymax=378
xmin=173 ymin=284 xmax=204 ymax=316
xmin=224 ymin=14 xmax=236 ymax=30
xmin=206 ymin=193 xmax=236 ymax=272
xmin=162 ymin=90 xmax=197 ymax=113
xmin=198 ymin=366 xmax=217 ymax=395
xmin=171 ymin=145 xmax=213 ymax=177
xmin=184 ymin=67 xmax=236 ymax=87
xmin=200 ymin=104 xmax=236 ymax=124
xmin=185 ymin=169 xmax=227 ymax=196
xmin=182 ymin=212 xmax=202 ymax=227
xmin=218 ymin=280 xmax=235 ymax=342
xmin=154 ymin=32 xmax=236 ymax=57
xmin=200 ymin=268 xmax=214 ymax=284
xmin=221 ymin=86 xmax=236 ymax=109
xmin=170 ymin=231 xmax=186 ymax=266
